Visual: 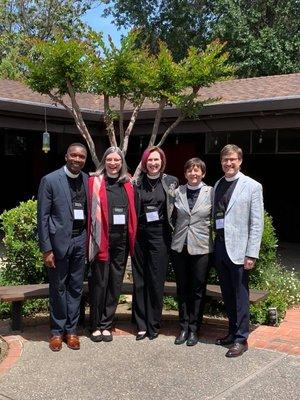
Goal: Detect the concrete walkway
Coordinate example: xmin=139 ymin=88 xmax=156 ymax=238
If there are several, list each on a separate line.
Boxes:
xmin=0 ymin=308 xmax=299 ymax=400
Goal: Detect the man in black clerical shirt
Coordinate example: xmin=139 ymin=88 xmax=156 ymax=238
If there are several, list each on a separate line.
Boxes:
xmin=213 ymin=144 xmax=264 ymax=357
xmin=37 ymin=143 xmax=88 ymax=352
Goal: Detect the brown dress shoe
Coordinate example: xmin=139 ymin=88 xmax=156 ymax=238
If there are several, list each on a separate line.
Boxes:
xmin=64 ymin=334 xmax=80 ymax=350
xmin=225 ymin=342 xmax=248 ymax=358
xmin=49 ymin=335 xmax=63 ymax=352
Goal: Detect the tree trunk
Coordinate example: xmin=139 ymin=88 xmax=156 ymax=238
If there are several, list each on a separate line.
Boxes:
xmin=104 ymin=94 xmax=117 ymax=147
xmin=49 ymin=88 xmax=100 ymax=169
xmin=122 ymin=100 xmax=144 ymax=156
xmin=156 ymin=112 xmax=185 ymax=148
xmin=119 ymin=95 xmax=125 ymax=149
xmin=148 ymin=97 xmax=167 ymax=147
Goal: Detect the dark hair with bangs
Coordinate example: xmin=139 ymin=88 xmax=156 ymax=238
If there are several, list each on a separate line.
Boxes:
xmin=184 ymin=158 xmax=206 ymax=175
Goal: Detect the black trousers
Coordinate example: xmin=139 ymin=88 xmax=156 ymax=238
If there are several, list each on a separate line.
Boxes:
xmin=214 ymin=237 xmax=250 ymax=343
xmin=89 ymin=230 xmax=128 ymax=332
xmin=172 ymin=248 xmax=210 ymax=333
xmin=132 ymin=224 xmax=170 ymax=336
xmin=48 ymin=231 xmax=86 ymax=336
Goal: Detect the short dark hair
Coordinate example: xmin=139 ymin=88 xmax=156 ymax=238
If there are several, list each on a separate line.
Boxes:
xmin=67 ymin=143 xmax=87 ymax=154
xmin=184 ymin=157 xmax=206 ymax=175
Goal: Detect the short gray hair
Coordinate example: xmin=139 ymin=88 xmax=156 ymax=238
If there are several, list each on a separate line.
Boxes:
xmin=94 ymin=147 xmax=129 ymax=183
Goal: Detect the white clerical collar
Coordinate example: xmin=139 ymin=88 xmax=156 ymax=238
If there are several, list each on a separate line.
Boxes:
xmin=225 ymin=171 xmax=241 ymax=182
xmin=64 ymin=165 xmax=80 ymax=179
xmin=107 ymin=172 xmax=119 ymax=178
xmin=187 ymin=182 xmax=204 ymax=190
xmin=147 ymin=173 xmax=160 ymax=179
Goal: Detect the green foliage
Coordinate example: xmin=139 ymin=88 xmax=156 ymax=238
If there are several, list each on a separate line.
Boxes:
xmin=249 ymin=213 xmax=300 ymax=323
xmin=163 ymin=296 xmax=178 ymax=311
xmin=0 ymin=199 xmax=45 ymax=285
xmin=211 ymin=0 xmax=300 ymax=77
xmin=103 ymin=0 xmax=300 ymax=77
xmin=26 ymin=38 xmax=94 ymax=95
xmin=0 ymin=1 xmax=99 ymax=79
xmin=169 ymin=211 xmax=300 ymax=324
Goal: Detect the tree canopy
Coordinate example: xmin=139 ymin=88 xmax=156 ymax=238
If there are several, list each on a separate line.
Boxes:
xmin=102 ymin=0 xmax=300 ymax=77
xmin=25 ymin=32 xmax=233 ymax=172
xmin=0 ymin=0 xmax=100 ymax=79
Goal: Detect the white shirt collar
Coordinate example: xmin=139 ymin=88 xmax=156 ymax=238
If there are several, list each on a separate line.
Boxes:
xmin=187 ymin=182 xmax=204 ymax=190
xmin=64 ymin=165 xmax=80 ymax=179
xmin=147 ymin=173 xmax=160 ymax=179
xmin=106 ymin=172 xmax=119 ymax=178
xmin=225 ymin=171 xmax=242 ymax=182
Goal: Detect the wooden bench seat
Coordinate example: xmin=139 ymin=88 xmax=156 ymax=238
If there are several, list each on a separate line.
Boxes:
xmin=0 ymin=281 xmax=268 ymax=331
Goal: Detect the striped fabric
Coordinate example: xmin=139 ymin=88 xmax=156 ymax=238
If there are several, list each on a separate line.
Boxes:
xmin=88 ymin=175 xmax=103 ymax=262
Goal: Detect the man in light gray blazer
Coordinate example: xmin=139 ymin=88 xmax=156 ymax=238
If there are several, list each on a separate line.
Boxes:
xmin=213 ymin=144 xmax=264 ymax=357
xmin=38 ymin=143 xmax=88 ymax=352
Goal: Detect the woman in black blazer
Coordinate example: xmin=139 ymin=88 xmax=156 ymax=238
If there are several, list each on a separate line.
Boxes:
xmin=132 ymin=146 xmax=178 ymax=340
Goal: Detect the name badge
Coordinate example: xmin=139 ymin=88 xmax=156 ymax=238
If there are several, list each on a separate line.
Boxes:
xmin=113 ymin=207 xmax=126 ymax=225
xmin=145 ymin=205 xmax=159 ymax=222
xmin=215 ymin=218 xmax=224 ymax=230
xmin=74 ymin=209 xmax=84 ymax=220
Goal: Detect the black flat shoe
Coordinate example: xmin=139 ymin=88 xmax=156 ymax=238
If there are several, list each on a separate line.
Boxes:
xmin=136 ymin=332 xmax=147 ymax=341
xmin=90 ymin=332 xmax=103 ymax=342
xmin=186 ymin=332 xmax=199 ymax=346
xmin=215 ymin=333 xmax=235 ymax=346
xmin=102 ymin=333 xmax=113 ymax=342
xmin=174 ymin=330 xmax=188 ymax=345
xmin=148 ymin=333 xmax=159 ymax=340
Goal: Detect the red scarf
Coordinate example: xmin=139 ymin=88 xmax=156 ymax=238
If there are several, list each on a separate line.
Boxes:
xmin=88 ymin=175 xmax=137 ymax=262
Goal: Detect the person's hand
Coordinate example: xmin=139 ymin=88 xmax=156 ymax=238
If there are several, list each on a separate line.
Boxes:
xmin=244 ymin=257 xmax=256 ymax=270
xmin=43 ymin=251 xmax=56 ymax=268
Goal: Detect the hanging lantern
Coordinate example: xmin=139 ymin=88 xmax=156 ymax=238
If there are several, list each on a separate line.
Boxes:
xmin=42 ymin=131 xmax=50 ymax=153
xmin=42 ymin=107 xmax=50 ymax=153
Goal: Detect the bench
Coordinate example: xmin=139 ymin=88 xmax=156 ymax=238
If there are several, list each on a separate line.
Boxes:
xmin=0 ymin=282 xmax=268 ymax=332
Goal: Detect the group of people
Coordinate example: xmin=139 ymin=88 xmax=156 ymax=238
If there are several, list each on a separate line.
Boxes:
xmin=37 ymin=142 xmax=264 ymax=358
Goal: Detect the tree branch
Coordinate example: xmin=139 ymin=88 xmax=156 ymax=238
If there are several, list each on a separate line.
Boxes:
xmin=122 ymin=99 xmax=144 ymax=156
xmin=65 ymin=79 xmax=100 ymax=168
xmin=118 ymin=95 xmax=125 ymax=149
xmin=148 ymin=97 xmax=167 ymax=147
xmin=104 ymin=94 xmax=117 ymax=147
xmin=156 ymin=112 xmax=185 ymax=148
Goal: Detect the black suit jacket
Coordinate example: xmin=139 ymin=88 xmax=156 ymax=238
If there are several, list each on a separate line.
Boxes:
xmin=37 ymin=166 xmax=88 ymax=260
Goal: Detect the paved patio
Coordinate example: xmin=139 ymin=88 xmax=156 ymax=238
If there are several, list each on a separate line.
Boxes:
xmin=0 ymin=307 xmax=299 ymax=400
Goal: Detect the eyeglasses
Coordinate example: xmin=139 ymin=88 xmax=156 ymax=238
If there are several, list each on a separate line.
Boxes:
xmin=221 ymin=157 xmax=239 ymax=163
xmin=106 ymin=158 xmax=122 ymax=163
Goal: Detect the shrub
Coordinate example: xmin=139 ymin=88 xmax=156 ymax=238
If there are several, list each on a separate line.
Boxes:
xmin=167 ymin=211 xmax=300 ymax=324
xmin=0 ymin=199 xmax=45 ymax=284
xmin=0 ymin=199 xmax=48 ymax=319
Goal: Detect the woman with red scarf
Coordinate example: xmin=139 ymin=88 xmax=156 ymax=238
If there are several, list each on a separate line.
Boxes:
xmin=88 ymin=147 xmax=137 ymax=342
